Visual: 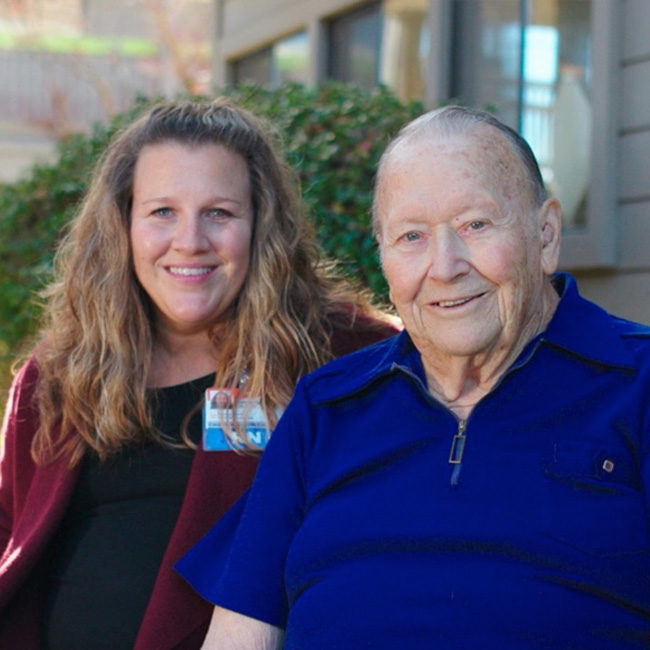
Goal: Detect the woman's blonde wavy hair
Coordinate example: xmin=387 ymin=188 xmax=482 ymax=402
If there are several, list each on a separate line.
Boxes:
xmin=32 ymin=98 xmax=384 ymax=466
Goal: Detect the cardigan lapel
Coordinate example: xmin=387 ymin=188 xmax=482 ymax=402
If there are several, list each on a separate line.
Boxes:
xmin=135 ymin=447 xmax=259 ymax=650
xmin=0 ymin=453 xmax=79 ymax=647
xmin=6 ymin=452 xmax=79 ymax=563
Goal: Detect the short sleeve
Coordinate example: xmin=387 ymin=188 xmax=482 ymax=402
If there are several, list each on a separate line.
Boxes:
xmin=177 ymin=378 xmax=312 ymax=628
xmin=174 ymin=490 xmax=249 ymax=601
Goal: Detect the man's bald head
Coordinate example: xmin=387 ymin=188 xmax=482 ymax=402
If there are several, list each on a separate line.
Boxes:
xmin=373 ymin=106 xmax=548 ymax=237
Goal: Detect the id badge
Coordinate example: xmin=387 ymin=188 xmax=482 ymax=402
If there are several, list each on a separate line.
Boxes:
xmin=202 ymin=388 xmax=272 ymax=451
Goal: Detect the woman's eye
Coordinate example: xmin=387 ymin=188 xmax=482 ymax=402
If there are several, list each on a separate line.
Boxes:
xmin=152 ymin=207 xmax=172 ymax=217
xmin=403 ymin=231 xmax=421 ymax=242
xmin=468 ymin=220 xmax=486 ymax=231
xmin=207 ymin=208 xmax=231 ymax=219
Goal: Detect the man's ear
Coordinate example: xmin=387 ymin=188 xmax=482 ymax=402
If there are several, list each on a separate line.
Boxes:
xmin=538 ymin=197 xmax=562 ymax=275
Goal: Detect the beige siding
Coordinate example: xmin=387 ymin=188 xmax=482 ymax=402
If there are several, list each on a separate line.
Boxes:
xmin=619 ymin=203 xmax=650 ymax=271
xmin=622 ymin=0 xmax=650 ymax=61
xmin=595 ymin=0 xmax=650 ymax=323
xmin=621 ymin=59 xmax=650 ymax=131
xmin=620 ymin=132 xmax=650 ymax=200
xmin=573 ymin=271 xmax=650 ymax=325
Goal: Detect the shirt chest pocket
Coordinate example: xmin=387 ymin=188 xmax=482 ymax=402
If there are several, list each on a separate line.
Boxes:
xmin=542 ymin=440 xmax=649 ymax=557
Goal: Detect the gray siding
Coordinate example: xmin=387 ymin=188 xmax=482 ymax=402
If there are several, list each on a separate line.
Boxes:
xmin=573 ymin=0 xmax=649 ymax=324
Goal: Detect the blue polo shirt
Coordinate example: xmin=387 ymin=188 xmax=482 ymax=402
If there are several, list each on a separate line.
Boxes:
xmin=178 ymin=274 xmax=650 ymax=648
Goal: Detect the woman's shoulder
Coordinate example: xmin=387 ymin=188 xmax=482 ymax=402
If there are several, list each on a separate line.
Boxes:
xmin=1 ymin=355 xmax=41 ymax=456
xmin=6 ymin=355 xmax=40 ymax=407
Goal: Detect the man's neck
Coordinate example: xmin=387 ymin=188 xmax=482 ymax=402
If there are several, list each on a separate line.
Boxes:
xmin=420 ymin=282 xmax=560 ymax=419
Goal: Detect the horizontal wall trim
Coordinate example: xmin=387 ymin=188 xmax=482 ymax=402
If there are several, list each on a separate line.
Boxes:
xmin=621 ymin=53 xmax=650 ymax=67
xmin=620 ymin=124 xmax=650 ymax=136
xmin=619 ymin=194 xmax=650 ymax=205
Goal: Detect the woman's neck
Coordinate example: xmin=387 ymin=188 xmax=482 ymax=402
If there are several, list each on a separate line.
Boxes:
xmin=148 ymin=330 xmax=218 ymax=388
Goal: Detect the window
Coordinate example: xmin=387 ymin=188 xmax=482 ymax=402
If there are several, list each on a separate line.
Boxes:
xmin=232 ymin=31 xmax=309 ymax=87
xmin=328 ymin=2 xmax=383 ymax=88
xmin=328 ymin=0 xmax=429 ymax=101
xmin=232 ymin=47 xmax=272 ymax=86
xmin=451 ymin=0 xmax=592 ymax=229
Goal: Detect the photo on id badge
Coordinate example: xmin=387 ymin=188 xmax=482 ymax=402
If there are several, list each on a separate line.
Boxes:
xmin=203 ymin=388 xmax=271 ymax=451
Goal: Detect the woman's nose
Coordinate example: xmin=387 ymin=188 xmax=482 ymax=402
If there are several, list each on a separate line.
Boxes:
xmin=172 ymin=214 xmax=210 ymax=253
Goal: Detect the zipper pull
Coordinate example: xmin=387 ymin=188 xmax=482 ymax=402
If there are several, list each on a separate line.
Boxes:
xmin=449 ymin=419 xmax=467 ymax=486
xmin=449 ymin=419 xmax=467 ymax=464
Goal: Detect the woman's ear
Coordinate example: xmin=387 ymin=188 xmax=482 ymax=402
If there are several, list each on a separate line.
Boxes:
xmin=538 ymin=197 xmax=562 ymax=275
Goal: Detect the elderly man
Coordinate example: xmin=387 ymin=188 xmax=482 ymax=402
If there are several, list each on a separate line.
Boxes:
xmin=180 ymin=106 xmax=650 ymax=648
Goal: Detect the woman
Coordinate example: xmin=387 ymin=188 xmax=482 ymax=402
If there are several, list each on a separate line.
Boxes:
xmin=0 ymin=99 xmax=396 ymax=649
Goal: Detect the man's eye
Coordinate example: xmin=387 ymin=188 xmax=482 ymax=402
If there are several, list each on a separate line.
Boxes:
xmin=468 ymin=220 xmax=486 ymax=231
xmin=403 ymin=231 xmax=421 ymax=242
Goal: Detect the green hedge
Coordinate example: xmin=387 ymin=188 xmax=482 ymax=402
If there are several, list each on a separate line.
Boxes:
xmin=0 ymin=83 xmax=424 ymax=366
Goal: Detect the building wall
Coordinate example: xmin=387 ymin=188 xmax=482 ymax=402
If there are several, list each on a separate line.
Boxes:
xmin=213 ymin=0 xmax=650 ymax=325
xmin=4 ymin=1 xmax=647 ymax=322
xmin=572 ymin=0 xmax=650 ymax=324
xmin=213 ymin=0 xmax=368 ymax=86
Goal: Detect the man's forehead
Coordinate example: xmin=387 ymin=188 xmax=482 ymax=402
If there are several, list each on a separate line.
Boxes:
xmin=388 ymin=126 xmax=516 ymax=173
xmin=380 ymin=127 xmax=532 ymax=206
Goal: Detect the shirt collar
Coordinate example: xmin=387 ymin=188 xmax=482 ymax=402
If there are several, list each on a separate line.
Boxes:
xmin=310 ymin=330 xmax=417 ymax=405
xmin=312 ymin=273 xmax=644 ymax=405
xmin=541 ymin=273 xmax=639 ymax=371
xmin=391 ymin=273 xmax=641 ymax=376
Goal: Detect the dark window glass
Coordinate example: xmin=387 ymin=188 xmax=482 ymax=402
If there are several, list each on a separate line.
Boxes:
xmin=232 ymin=31 xmax=308 ymax=87
xmin=328 ymin=2 xmax=382 ymax=88
xmin=232 ymin=47 xmax=273 ymax=86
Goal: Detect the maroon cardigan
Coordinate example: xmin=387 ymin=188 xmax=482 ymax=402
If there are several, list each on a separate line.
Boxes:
xmin=0 ymin=318 xmax=397 ymax=649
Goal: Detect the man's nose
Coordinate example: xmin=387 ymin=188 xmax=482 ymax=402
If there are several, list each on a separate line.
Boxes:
xmin=426 ymin=229 xmax=471 ymax=282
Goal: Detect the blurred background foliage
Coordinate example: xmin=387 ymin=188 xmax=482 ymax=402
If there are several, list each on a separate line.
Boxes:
xmin=0 ymin=82 xmax=424 ymax=396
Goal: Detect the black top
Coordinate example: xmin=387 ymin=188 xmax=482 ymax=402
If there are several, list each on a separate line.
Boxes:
xmin=41 ymin=374 xmax=213 ymax=650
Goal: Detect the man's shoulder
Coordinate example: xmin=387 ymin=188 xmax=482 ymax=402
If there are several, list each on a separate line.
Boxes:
xmin=579 ymin=307 xmax=650 ymax=372
xmin=549 ymin=275 xmax=650 ymax=372
xmin=610 ymin=315 xmax=650 ymax=365
xmin=612 ymin=316 xmax=650 ymax=340
xmin=301 ymin=332 xmax=405 ymax=404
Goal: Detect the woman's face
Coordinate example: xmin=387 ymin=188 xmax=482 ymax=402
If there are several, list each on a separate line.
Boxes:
xmin=130 ymin=142 xmax=254 ymax=338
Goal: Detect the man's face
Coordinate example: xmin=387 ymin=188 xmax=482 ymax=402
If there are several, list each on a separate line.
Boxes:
xmin=377 ymin=130 xmax=559 ymax=368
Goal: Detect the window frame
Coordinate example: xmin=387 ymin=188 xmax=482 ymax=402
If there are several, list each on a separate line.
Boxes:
xmin=428 ymin=0 xmax=619 ymax=269
xmin=559 ymin=0 xmax=618 ymax=269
